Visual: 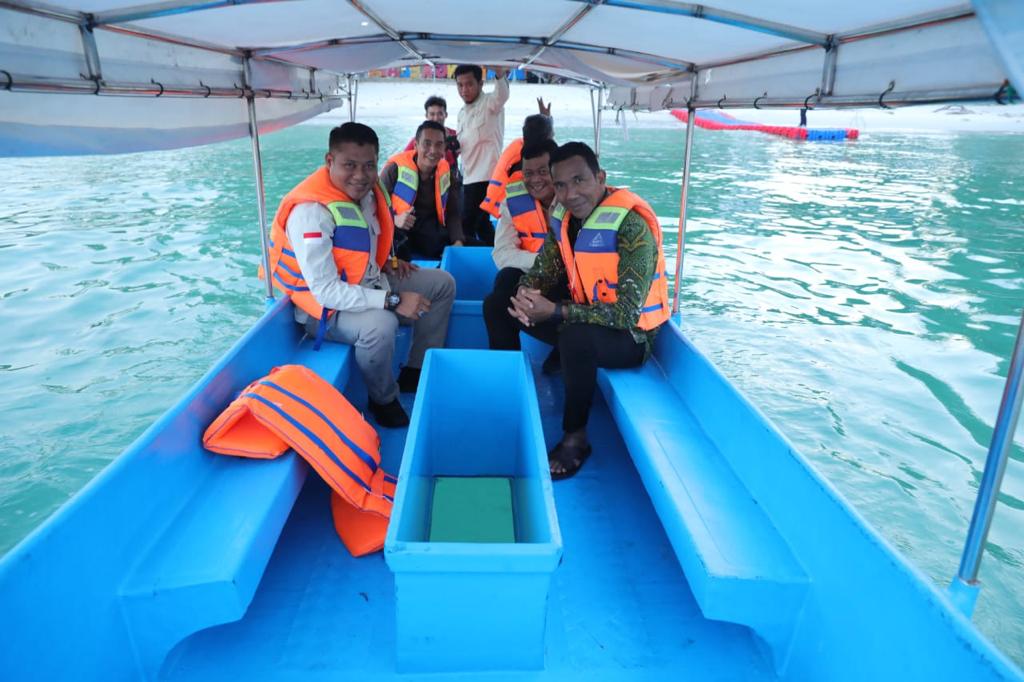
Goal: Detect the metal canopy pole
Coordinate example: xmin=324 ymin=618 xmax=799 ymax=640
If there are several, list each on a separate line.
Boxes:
xmin=589 ymin=86 xmax=604 ymax=154
xmin=352 ymin=75 xmax=360 ymax=120
xmin=949 ymin=309 xmax=1024 ymax=615
xmin=243 ymin=58 xmax=274 ymax=302
xmin=346 ymin=75 xmax=355 ymax=121
xmin=670 ymin=104 xmax=696 ymax=315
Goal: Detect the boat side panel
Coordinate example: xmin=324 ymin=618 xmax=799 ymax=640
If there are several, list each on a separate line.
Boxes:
xmin=654 ymin=321 xmax=1023 ymax=680
xmin=0 ymin=299 xmax=302 ymax=680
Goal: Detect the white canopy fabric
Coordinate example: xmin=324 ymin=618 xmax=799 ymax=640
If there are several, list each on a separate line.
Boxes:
xmin=0 ymin=0 xmax=1019 ymax=155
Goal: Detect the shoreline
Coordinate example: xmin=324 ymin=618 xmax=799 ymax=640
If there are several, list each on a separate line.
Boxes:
xmin=309 ymin=81 xmax=1024 ymax=135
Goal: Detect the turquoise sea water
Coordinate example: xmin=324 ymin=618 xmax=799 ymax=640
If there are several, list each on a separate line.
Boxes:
xmin=1 ymin=122 xmax=1022 ymax=666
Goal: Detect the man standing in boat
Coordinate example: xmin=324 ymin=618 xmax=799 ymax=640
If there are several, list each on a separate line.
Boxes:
xmin=455 ymin=64 xmax=509 ymax=246
xmin=381 ymin=120 xmax=465 ymax=260
xmin=264 ymin=122 xmax=455 ymax=428
xmin=489 ymin=142 xmax=670 ymax=479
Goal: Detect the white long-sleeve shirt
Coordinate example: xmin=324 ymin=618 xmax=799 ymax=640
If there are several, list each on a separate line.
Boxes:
xmin=284 ymin=191 xmax=389 ymax=322
xmin=457 ymin=77 xmax=510 ymax=184
xmin=491 ymin=202 xmax=543 ymax=272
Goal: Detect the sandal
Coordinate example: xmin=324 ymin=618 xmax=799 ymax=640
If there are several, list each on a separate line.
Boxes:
xmin=548 ymin=441 xmax=593 ymax=481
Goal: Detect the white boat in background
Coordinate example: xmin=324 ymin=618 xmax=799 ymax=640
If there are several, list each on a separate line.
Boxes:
xmin=0 ymin=1 xmax=1022 ymax=679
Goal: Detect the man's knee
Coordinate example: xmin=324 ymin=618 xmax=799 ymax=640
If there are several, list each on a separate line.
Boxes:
xmin=416 ymin=268 xmax=455 ymax=303
xmin=436 ymin=269 xmax=456 ymax=302
xmin=495 ymin=267 xmax=523 ymax=293
xmin=485 ymin=268 xmax=513 ymax=308
xmin=558 ymin=323 xmax=597 ymax=355
xmin=354 ymin=310 xmax=399 ymax=348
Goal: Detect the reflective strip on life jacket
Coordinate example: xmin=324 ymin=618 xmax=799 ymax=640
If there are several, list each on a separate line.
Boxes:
xmin=481 ymin=138 xmax=524 ymax=219
xmin=260 ymin=167 xmax=394 ymax=346
xmin=555 ymin=189 xmax=671 ymax=331
xmin=505 ymin=180 xmax=548 ymax=253
xmin=386 ymin=150 xmax=450 ymax=226
xmin=203 ymin=364 xmax=396 ymax=556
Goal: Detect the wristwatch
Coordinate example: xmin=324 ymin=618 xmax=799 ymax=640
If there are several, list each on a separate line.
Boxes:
xmin=385 ymin=293 xmax=401 ymax=312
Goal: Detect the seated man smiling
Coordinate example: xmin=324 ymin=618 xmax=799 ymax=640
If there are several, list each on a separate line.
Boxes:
xmin=486 ymin=141 xmax=670 ymax=479
xmin=382 ymin=120 xmax=464 ymax=260
xmin=264 ymin=122 xmax=455 ymax=427
xmin=483 ymin=138 xmax=563 ymax=372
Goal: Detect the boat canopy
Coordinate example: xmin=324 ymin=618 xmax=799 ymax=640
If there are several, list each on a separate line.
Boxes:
xmin=0 ymin=0 xmax=1020 ymax=155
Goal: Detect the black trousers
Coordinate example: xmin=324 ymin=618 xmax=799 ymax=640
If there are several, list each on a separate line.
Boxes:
xmin=395 ymin=215 xmax=448 ymax=261
xmin=483 ymin=267 xmax=645 ymax=432
xmin=462 ymin=181 xmax=495 ymax=246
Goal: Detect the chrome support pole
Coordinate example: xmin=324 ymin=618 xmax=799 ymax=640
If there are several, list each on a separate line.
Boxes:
xmin=352 ymin=75 xmax=360 ymax=120
xmin=243 ymin=58 xmax=274 ymax=302
xmin=589 ymin=87 xmax=598 ymax=150
xmin=346 ymin=75 xmax=355 ymax=121
xmin=670 ymin=105 xmax=696 ymax=315
xmin=595 ymin=87 xmax=604 ymax=156
xmin=950 ymin=308 xmax=1024 ymax=615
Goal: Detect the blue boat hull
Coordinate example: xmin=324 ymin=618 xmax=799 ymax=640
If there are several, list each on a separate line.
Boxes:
xmin=0 ymin=252 xmax=1020 ymax=680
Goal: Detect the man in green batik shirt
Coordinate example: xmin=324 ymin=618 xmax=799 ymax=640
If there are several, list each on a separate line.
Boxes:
xmin=484 ymin=141 xmax=668 ymax=480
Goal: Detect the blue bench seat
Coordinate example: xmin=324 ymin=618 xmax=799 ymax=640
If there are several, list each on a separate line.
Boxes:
xmin=597 ymin=343 xmax=808 ymax=671
xmin=119 ymin=337 xmax=352 ymax=675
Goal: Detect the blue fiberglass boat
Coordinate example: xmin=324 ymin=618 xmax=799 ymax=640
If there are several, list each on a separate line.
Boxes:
xmin=1 ymin=2 xmax=1023 ymax=680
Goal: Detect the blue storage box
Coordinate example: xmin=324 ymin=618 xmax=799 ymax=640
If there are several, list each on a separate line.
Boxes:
xmin=440 ymin=247 xmax=498 ymax=349
xmin=384 ymin=349 xmax=562 ymax=672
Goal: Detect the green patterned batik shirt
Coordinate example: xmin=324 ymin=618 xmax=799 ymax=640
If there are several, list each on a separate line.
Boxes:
xmin=519 ymin=208 xmax=661 ymax=356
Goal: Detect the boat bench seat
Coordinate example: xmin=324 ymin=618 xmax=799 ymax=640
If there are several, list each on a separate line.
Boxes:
xmin=597 ymin=360 xmax=809 ymax=668
xmin=119 ymin=337 xmax=353 ymax=672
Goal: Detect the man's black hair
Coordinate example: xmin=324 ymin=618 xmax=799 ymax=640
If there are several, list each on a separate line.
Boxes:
xmin=522 ymin=114 xmax=554 ymax=145
xmin=328 ymin=122 xmax=379 ymax=153
xmin=415 ymin=120 xmax=447 ymax=141
xmin=424 ymin=95 xmax=447 ymax=112
xmin=521 ymin=138 xmax=558 ymax=162
xmin=549 ymin=141 xmax=600 ymax=175
xmin=453 ymin=64 xmax=483 ymax=82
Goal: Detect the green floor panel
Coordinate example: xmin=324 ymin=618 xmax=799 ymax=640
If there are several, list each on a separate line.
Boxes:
xmin=429 ymin=476 xmax=516 ymax=543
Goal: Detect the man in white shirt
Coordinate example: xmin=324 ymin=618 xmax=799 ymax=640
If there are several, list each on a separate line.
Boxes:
xmin=266 ymin=123 xmax=455 ymax=427
xmin=455 ymin=64 xmax=509 ymax=246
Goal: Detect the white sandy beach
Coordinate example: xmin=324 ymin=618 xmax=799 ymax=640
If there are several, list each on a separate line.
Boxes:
xmin=313 ymin=81 xmax=1024 ymax=135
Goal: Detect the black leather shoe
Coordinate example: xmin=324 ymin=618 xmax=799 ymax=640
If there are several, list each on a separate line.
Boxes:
xmin=542 ymin=349 xmax=562 ymax=375
xmin=398 ymin=366 xmax=421 ymax=393
xmin=368 ymin=398 xmax=409 ymax=428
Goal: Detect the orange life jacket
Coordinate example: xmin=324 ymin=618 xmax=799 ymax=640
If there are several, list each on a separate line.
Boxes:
xmin=262 ymin=166 xmax=394 ymax=323
xmin=385 ymin=150 xmax=451 ymax=226
xmin=551 ymin=189 xmax=670 ymax=331
xmin=480 ymin=138 xmax=524 ymax=219
xmin=203 ymin=364 xmax=397 ymax=556
xmin=504 ymin=179 xmax=548 ymax=253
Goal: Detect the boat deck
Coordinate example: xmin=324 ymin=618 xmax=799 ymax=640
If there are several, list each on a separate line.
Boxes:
xmin=160 ymin=357 xmax=776 ymax=681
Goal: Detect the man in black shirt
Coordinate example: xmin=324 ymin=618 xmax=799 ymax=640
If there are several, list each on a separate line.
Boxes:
xmin=381 ymin=121 xmax=465 ymax=260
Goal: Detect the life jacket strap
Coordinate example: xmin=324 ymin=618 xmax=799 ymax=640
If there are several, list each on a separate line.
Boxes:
xmin=314 ymin=311 xmax=331 ymax=351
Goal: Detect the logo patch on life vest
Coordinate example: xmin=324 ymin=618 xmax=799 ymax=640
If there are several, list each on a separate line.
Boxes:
xmin=589 ymin=232 xmax=606 ymax=248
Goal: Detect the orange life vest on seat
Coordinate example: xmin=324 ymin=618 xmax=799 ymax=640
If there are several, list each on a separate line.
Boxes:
xmin=385 ymin=150 xmax=451 ymax=226
xmin=480 ymin=138 xmax=524 ymax=219
xmin=551 ymin=189 xmax=670 ymax=331
xmin=203 ymin=364 xmax=397 ymax=557
xmin=261 ymin=166 xmax=394 ymax=323
xmin=504 ymin=179 xmax=548 ymax=253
